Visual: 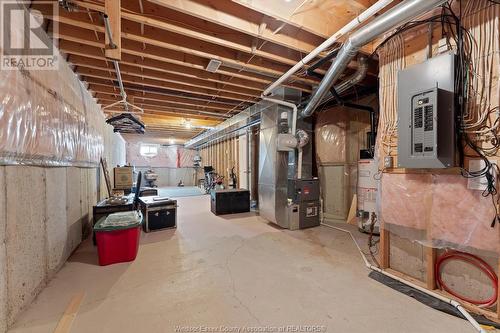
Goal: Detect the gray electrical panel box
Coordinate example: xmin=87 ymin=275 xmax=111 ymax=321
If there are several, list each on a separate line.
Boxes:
xmin=397 ymin=53 xmax=456 ymax=168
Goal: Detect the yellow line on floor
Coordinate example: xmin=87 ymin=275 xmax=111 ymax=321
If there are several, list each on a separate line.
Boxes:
xmin=53 ymin=292 xmax=86 ymax=333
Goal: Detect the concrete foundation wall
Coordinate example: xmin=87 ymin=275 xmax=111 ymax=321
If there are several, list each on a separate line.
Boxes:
xmin=0 ymin=129 xmax=125 ymax=332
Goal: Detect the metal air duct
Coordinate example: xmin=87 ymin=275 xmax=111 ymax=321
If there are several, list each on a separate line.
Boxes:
xmin=301 ymin=0 xmax=448 ymax=118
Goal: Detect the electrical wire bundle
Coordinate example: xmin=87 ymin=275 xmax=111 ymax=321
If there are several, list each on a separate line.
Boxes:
xmin=443 ymin=1 xmax=500 ymax=226
xmin=373 ymin=0 xmax=500 ymax=227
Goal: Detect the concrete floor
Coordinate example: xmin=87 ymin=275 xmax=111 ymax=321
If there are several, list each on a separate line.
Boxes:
xmin=157 ymin=186 xmax=203 ymax=198
xmin=9 ymin=195 xmax=476 ymax=333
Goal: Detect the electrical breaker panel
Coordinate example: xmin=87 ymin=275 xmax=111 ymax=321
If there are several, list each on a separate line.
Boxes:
xmin=397 ymin=53 xmax=456 ymax=168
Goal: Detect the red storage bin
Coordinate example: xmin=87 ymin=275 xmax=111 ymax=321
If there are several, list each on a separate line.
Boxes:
xmin=94 ymin=211 xmax=142 ymax=266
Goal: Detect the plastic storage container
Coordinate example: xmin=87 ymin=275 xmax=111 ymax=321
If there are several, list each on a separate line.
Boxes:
xmin=94 ymin=211 xmax=143 ymax=266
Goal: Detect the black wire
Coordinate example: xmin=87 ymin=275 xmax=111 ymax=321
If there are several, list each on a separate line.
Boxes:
xmin=373 ymin=1 xmax=500 ymax=227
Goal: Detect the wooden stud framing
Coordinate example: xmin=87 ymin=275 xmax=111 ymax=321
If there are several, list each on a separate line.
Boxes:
xmin=379 ymin=228 xmax=390 ymax=269
xmin=425 ymin=247 xmax=437 ymax=290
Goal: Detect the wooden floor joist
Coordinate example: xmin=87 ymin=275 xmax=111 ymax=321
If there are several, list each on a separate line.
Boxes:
xmin=86 ymin=78 xmax=249 ymax=108
xmin=78 ymin=67 xmax=255 ymax=102
xmin=46 ymin=15 xmax=320 ymax=86
xmin=38 ymin=0 xmax=378 ymax=138
xmin=68 ymin=54 xmax=269 ymax=92
xmin=93 ymin=91 xmax=239 ymax=113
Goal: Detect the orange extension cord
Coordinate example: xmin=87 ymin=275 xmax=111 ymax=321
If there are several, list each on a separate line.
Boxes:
xmin=436 ymin=251 xmax=498 ymax=308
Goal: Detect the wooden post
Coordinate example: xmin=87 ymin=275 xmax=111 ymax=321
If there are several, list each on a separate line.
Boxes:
xmin=425 ymin=247 xmax=437 ymax=290
xmin=105 ymin=0 xmax=121 ymax=60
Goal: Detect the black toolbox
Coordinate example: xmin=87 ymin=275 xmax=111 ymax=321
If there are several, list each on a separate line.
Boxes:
xmin=139 ymin=196 xmax=177 ymax=232
xmin=210 ymin=189 xmax=250 ymax=215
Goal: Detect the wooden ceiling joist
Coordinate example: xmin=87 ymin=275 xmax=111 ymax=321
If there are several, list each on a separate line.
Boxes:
xmin=68 ymin=53 xmax=269 ymax=92
xmin=90 ymin=85 xmax=242 ymax=112
xmin=69 ymin=0 xmax=316 ymax=67
xmin=85 ymin=78 xmax=249 ymax=108
xmin=232 ymin=0 xmax=371 ymax=39
xmin=103 ymin=105 xmax=225 ymax=123
xmin=97 ymin=96 xmax=234 ymax=118
xmin=69 ymin=57 xmax=264 ymax=97
xmin=147 ymin=0 xmax=324 ymax=54
xmin=58 ymin=39 xmax=311 ymax=92
xmin=73 ymin=0 xmax=322 ymax=53
xmin=43 ymin=11 xmax=319 ymax=87
xmin=104 ymin=106 xmax=228 ymax=122
xmin=76 ymin=66 xmax=257 ymax=102
xmin=37 ymin=0 xmax=381 ymax=141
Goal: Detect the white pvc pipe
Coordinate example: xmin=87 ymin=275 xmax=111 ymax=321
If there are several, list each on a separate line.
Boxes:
xmin=320 ymin=223 xmax=486 ymax=333
xmin=298 ymin=148 xmax=303 ymax=179
xmin=260 ymin=96 xmax=298 ymax=135
xmin=262 ymin=0 xmax=394 ymax=96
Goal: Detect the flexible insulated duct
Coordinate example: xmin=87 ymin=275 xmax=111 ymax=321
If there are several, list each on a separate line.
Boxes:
xmin=262 ymin=0 xmax=394 ymax=96
xmin=333 ymin=55 xmax=369 ymax=96
xmin=301 ymin=0 xmax=449 ymax=118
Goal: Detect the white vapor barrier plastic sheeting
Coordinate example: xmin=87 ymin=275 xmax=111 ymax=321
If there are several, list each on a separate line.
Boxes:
xmin=0 ymin=18 xmax=104 ymax=166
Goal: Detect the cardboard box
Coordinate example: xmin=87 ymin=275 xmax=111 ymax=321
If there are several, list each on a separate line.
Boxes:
xmin=114 ymin=167 xmax=133 ymax=189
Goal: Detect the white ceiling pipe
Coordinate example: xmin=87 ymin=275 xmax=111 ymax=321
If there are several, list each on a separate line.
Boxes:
xmin=262 ymin=0 xmax=394 ymax=96
xmin=302 ymin=0 xmax=449 ymax=118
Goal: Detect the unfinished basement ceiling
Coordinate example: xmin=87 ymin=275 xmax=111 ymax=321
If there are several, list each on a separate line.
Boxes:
xmin=33 ymin=0 xmax=382 ymax=143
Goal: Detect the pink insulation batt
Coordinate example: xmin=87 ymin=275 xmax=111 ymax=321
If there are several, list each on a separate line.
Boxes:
xmin=381 ymin=173 xmax=499 ymax=254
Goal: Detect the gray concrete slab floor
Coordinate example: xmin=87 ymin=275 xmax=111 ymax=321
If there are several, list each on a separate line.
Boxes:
xmin=9 ymin=195 xmax=478 ymax=333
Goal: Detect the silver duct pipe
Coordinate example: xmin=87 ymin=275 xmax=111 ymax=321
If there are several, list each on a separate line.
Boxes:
xmin=334 ymin=55 xmax=368 ymax=96
xmin=184 ymin=102 xmax=272 ymax=148
xmin=302 ymin=0 xmax=448 ymax=118
xmin=311 ymin=55 xmax=368 ymax=108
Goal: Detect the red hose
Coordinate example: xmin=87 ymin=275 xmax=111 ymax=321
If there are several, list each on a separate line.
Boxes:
xmin=435 ymin=250 xmax=498 ymax=308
